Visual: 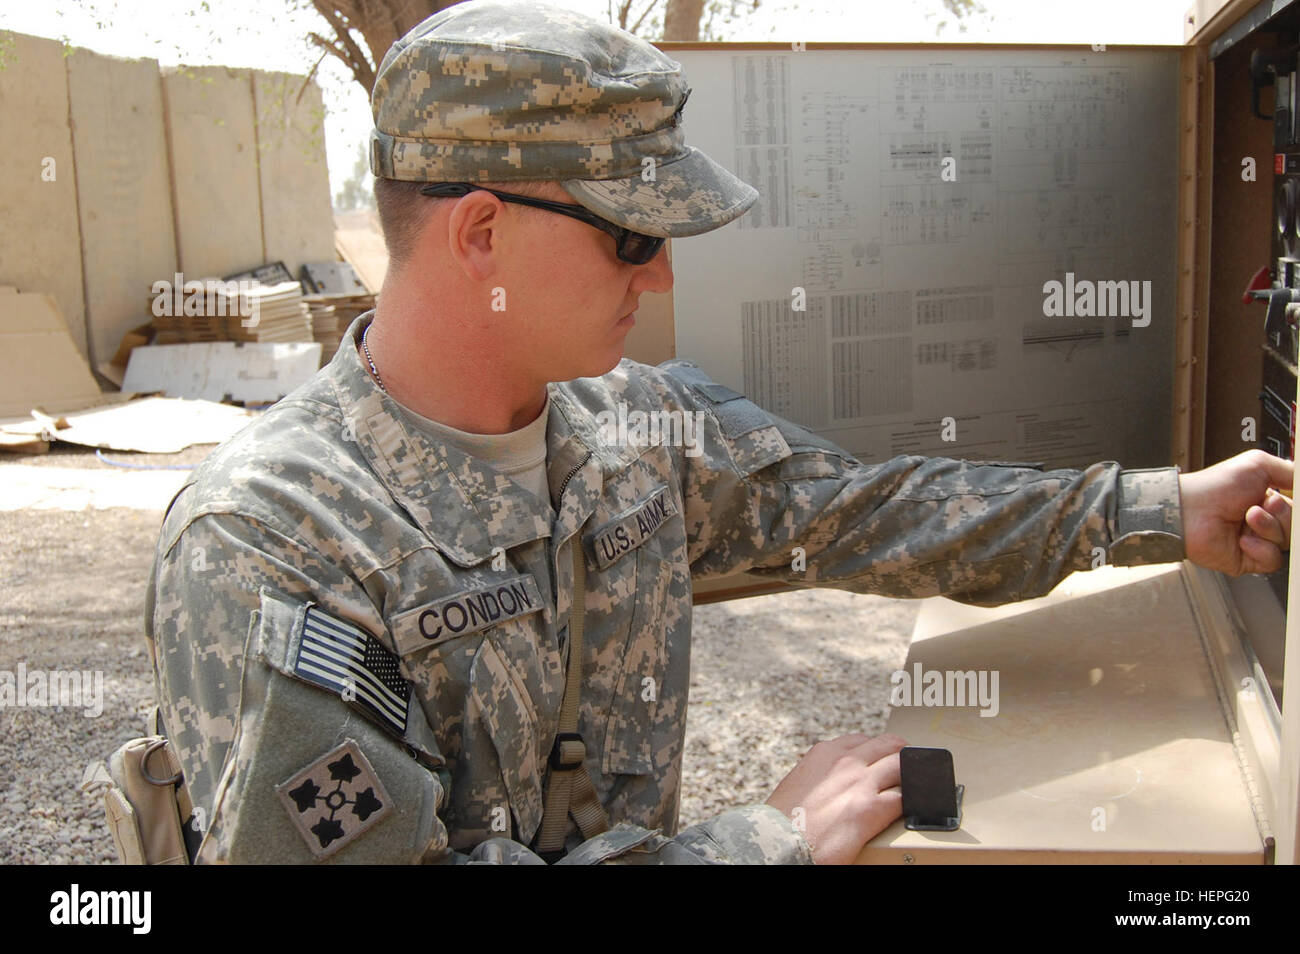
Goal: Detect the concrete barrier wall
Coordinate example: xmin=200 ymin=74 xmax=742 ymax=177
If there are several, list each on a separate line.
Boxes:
xmin=0 ymin=32 xmax=336 ymax=370
xmin=0 ymin=34 xmax=88 ymax=358
xmin=253 ymin=71 xmax=337 ymax=281
xmin=162 ymin=65 xmax=265 ymax=281
xmin=68 ymin=48 xmax=178 ymax=373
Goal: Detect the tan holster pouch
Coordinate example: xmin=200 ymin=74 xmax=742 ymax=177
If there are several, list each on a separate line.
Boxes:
xmin=83 ymin=708 xmax=194 ymax=865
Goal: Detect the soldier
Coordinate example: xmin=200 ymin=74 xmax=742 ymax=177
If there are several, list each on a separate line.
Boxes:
xmin=145 ymin=1 xmax=1291 ymax=864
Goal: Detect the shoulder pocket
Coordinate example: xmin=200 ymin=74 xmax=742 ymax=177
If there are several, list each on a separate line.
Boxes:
xmin=658 ymin=360 xmax=791 ymax=478
xmin=255 ymin=589 xmax=441 ymax=768
xmin=198 ymin=589 xmax=446 ymax=863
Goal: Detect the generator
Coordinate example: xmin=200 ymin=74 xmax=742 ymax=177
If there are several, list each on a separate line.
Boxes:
xmin=616 ymin=0 xmax=1300 ymax=864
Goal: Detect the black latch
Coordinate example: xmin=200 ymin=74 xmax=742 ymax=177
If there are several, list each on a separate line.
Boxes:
xmin=670 ymin=87 xmax=691 ymax=126
xmin=548 ymin=732 xmax=586 ymax=771
xmin=900 ymin=745 xmax=964 ymax=832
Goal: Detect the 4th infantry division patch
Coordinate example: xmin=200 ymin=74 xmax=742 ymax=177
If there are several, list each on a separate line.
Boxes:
xmin=276 ymin=739 xmax=393 ymax=858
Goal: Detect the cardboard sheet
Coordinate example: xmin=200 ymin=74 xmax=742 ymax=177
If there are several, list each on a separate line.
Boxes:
xmin=122 ymin=341 xmax=322 ymax=403
xmin=0 ymin=431 xmax=49 ymax=455
xmin=0 ymin=396 xmax=258 ymax=454
xmin=334 ymin=211 xmax=389 ymax=294
xmin=0 ymin=293 xmax=104 ymax=418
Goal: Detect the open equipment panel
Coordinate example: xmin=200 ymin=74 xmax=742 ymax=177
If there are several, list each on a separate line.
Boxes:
xmin=611 ymin=0 xmax=1300 ymax=863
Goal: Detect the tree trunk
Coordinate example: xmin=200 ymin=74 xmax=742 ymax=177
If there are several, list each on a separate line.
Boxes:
xmin=312 ymin=0 xmax=710 ymax=94
xmin=310 ymin=0 xmax=458 ymax=93
xmin=662 ymin=0 xmax=706 ymax=41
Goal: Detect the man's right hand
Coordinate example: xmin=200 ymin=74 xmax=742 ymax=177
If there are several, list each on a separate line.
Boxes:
xmin=765 ymin=733 xmax=907 ymax=865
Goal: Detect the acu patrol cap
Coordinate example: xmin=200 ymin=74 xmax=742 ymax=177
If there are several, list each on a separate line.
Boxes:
xmin=369 ymin=0 xmax=758 ymax=238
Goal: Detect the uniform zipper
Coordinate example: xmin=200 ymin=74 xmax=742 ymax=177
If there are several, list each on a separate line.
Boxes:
xmin=553 ymin=450 xmax=592 ymax=652
xmin=556 ymin=451 xmax=591 ymax=502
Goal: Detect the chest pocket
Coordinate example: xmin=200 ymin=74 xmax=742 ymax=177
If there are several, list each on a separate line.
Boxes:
xmin=598 ymin=542 xmax=674 ymax=776
xmin=583 ymin=445 xmax=684 ymax=777
xmin=389 ymin=571 xmax=563 ymax=849
xmin=467 ymin=630 xmax=546 ymax=840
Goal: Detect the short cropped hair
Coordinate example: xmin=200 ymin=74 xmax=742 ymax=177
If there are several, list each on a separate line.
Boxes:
xmin=373 ymin=176 xmax=558 ymax=268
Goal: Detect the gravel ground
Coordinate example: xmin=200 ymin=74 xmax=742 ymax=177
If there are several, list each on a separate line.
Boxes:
xmin=0 ymin=455 xmax=917 ymax=862
xmin=678 ymin=589 xmax=915 ymax=828
xmin=0 ymin=507 xmax=165 ymax=864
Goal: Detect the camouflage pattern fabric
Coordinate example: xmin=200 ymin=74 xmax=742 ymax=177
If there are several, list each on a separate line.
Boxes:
xmin=144 ymin=315 xmax=1184 ymax=865
xmin=368 ymin=1 xmax=758 ymax=237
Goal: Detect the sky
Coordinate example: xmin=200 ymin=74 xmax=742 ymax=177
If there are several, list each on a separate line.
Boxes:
xmin=0 ymin=0 xmax=1196 ymax=200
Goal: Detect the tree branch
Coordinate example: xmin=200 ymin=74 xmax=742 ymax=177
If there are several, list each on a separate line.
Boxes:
xmin=295 ymin=48 xmax=330 ymax=105
xmin=311 ymin=2 xmax=376 ymax=91
xmin=630 ymin=0 xmax=661 ymax=36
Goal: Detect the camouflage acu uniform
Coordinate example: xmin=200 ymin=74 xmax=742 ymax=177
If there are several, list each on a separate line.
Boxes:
xmin=144 ymin=2 xmax=1185 ymax=864
xmin=145 ymin=315 xmax=1183 ymax=864
xmin=368 ymin=2 xmax=757 ymax=236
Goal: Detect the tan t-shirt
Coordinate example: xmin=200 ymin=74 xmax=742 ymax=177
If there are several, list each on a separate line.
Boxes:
xmin=396 ymin=394 xmax=552 ymax=508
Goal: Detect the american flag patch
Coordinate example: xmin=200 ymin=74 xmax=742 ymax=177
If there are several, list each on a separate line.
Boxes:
xmin=293 ymin=607 xmax=410 ymax=738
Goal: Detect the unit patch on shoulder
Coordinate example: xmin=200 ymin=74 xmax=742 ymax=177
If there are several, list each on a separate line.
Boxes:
xmin=587 ymin=485 xmax=676 ymax=570
xmin=276 ymin=739 xmax=392 ymax=859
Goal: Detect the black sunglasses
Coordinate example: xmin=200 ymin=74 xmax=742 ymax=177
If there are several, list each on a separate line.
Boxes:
xmin=419 ymin=182 xmax=667 ymax=265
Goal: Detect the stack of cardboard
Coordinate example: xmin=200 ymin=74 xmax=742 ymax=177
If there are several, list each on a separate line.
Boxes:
xmin=314 ymin=292 xmax=375 ymax=324
xmin=304 ymin=292 xmax=375 ymax=364
xmin=305 ymin=298 xmax=342 ymax=363
xmin=225 ymin=281 xmax=313 ymax=343
xmin=152 ymin=280 xmax=314 ymax=344
xmin=151 ymin=310 xmax=225 ymax=343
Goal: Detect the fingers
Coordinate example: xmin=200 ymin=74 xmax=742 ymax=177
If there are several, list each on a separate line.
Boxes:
xmin=865 ymin=751 xmax=902 ymax=793
xmin=1240 ymin=530 xmax=1285 ymax=574
xmin=874 ymin=787 xmax=903 ymax=810
xmin=819 ymin=732 xmax=905 ymax=756
xmin=1249 ymin=449 xmax=1294 ymax=492
xmin=1243 ymin=488 xmax=1292 ymax=567
xmin=1245 ymin=499 xmax=1288 ymax=550
xmin=820 ymin=732 xmax=879 ymax=753
xmin=1263 ymin=488 xmax=1292 ymax=546
xmin=1262 ymin=486 xmax=1292 ymax=515
xmin=844 ymin=733 xmax=907 ymax=767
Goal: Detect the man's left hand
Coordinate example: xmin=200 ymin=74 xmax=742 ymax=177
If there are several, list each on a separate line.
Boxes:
xmin=1178 ymin=450 xmax=1293 ymax=576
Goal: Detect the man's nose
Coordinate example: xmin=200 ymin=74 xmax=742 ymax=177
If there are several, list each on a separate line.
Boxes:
xmin=631 ymin=243 xmax=674 ymax=294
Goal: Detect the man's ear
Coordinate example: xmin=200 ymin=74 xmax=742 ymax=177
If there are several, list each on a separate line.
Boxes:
xmin=444 ymin=192 xmax=506 ymax=282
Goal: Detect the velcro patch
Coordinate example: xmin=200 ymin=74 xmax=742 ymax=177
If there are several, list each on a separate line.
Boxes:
xmin=276 ymin=739 xmax=392 ymax=859
xmin=294 ymin=607 xmax=411 ymax=739
xmin=587 ymin=485 xmax=676 ymax=570
xmin=389 ymin=574 xmax=544 ymax=656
